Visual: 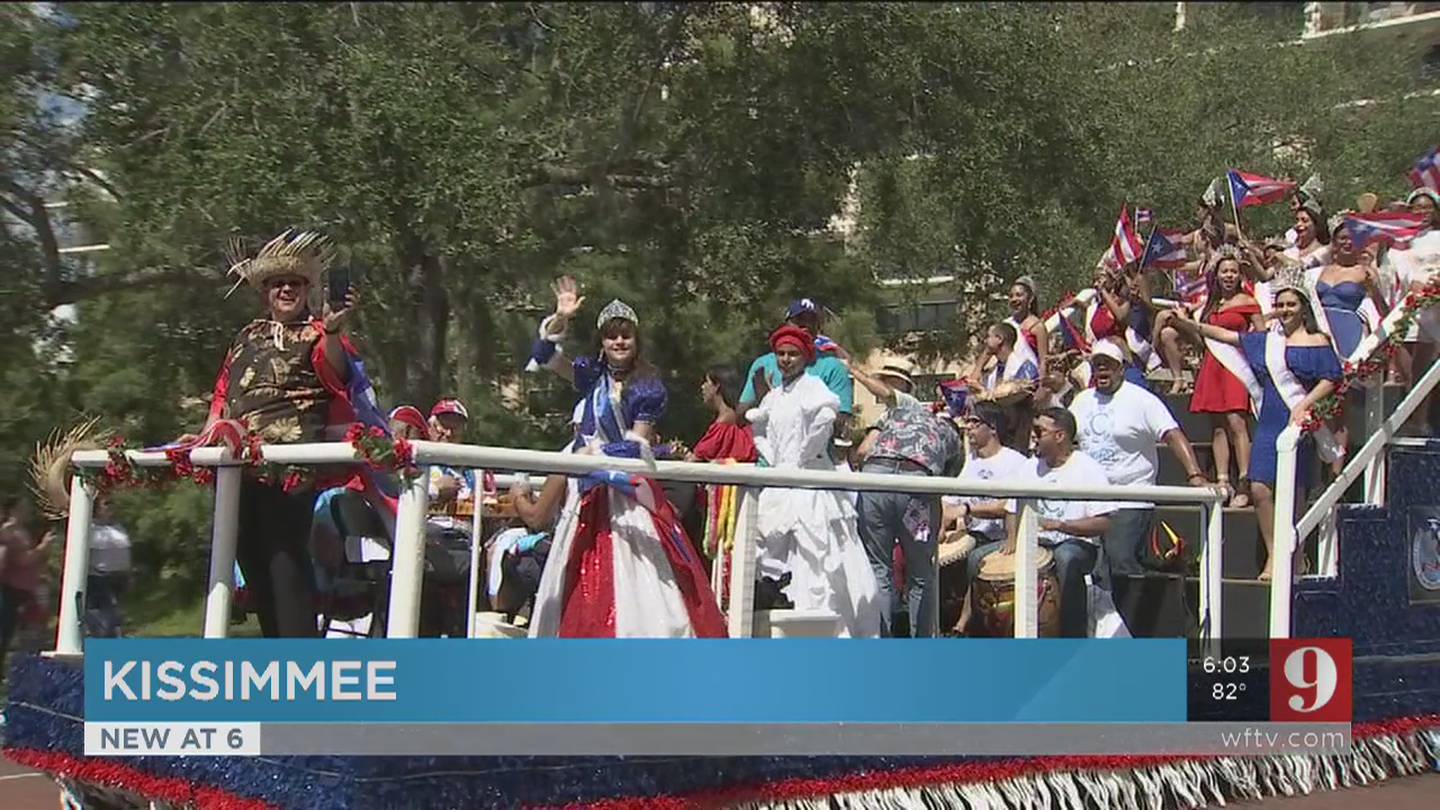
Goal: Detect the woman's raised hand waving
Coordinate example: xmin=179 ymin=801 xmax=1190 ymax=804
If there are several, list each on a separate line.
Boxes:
xmin=552 ymin=276 xmax=586 ymax=321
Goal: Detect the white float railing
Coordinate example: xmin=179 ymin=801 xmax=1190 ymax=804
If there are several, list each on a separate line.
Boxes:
xmin=1270 ymin=295 xmax=1440 ymax=637
xmin=56 ymin=440 xmax=1225 ymax=652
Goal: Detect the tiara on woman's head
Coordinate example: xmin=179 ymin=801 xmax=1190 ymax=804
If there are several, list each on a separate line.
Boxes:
xmin=1271 ymin=263 xmax=1312 ymax=297
xmin=1328 ymin=211 xmax=1351 ymax=238
xmin=596 ymin=299 xmax=639 ymax=329
xmin=1213 ymin=244 xmax=1243 ymax=262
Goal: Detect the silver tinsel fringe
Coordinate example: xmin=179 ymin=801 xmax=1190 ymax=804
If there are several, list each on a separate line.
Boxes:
xmin=738 ymin=729 xmax=1440 ymax=810
xmin=39 ymin=728 xmax=1440 ymax=810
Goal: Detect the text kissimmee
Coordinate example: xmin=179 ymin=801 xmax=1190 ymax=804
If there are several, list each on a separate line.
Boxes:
xmin=103 ymin=660 xmax=398 ymax=702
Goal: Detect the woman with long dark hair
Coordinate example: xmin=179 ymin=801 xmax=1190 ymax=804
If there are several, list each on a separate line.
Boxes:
xmin=1250 ymin=202 xmax=1331 ymax=315
xmin=526 ymin=276 xmax=726 ymax=637
xmin=686 ymin=366 xmax=757 ymax=464
xmin=1169 ymin=270 xmax=1342 ymax=581
xmin=1188 ymin=247 xmax=1264 ymax=508
xmin=1005 ymin=276 xmax=1048 ymax=382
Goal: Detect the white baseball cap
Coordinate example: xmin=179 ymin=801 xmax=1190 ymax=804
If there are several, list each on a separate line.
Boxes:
xmin=1089 ymin=341 xmax=1126 ymax=366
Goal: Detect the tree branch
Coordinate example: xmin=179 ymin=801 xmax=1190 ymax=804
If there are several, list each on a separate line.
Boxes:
xmin=525 ymin=163 xmax=672 ymax=190
xmin=0 ymin=178 xmax=64 ymax=293
xmin=4 ymin=129 xmax=124 ymax=200
xmin=42 ymin=266 xmax=223 ymax=309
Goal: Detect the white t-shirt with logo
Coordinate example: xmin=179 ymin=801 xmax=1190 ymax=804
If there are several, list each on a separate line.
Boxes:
xmin=1004 ymin=451 xmax=1122 ymax=546
xmin=1069 ymin=381 xmax=1178 ymax=508
xmin=943 ymin=446 xmax=1030 ymax=540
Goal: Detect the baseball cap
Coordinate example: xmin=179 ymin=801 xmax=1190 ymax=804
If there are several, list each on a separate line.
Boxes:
xmin=1089 ymin=341 xmax=1126 ymax=365
xmin=430 ymin=399 xmax=469 ymax=420
xmin=785 ymin=298 xmax=821 ymax=320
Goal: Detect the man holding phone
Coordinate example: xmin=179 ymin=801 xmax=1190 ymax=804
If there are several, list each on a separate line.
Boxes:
xmin=181 ymin=230 xmax=368 ymax=638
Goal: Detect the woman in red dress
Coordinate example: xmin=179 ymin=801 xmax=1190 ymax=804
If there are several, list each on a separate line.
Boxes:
xmin=1190 ymin=248 xmax=1266 ymax=508
xmin=687 ymin=367 xmax=757 ymax=463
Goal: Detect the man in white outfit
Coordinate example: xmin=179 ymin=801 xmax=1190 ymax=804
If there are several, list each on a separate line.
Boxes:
xmin=747 ymin=325 xmax=882 ymax=637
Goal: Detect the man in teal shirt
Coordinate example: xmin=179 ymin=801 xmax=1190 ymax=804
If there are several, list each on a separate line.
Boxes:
xmin=739 ymin=299 xmax=854 ymax=447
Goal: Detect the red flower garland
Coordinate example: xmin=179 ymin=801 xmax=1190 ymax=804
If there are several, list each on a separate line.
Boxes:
xmin=346 ymin=423 xmax=421 ymax=487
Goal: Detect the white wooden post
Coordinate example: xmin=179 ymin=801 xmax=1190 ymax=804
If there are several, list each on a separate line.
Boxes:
xmin=465 ymin=470 xmax=485 ymax=638
xmin=54 ymin=475 xmax=95 ymax=656
xmin=1013 ymin=498 xmax=1039 ymax=639
xmin=202 ymin=462 xmax=243 ymax=638
xmin=727 ymin=487 xmax=759 ymax=638
xmin=386 ymin=469 xmax=431 ymax=638
xmin=1269 ymin=428 xmax=1301 ymax=638
xmin=1362 ymin=381 xmax=1387 ymax=505
xmin=1199 ymin=497 xmax=1224 ymax=655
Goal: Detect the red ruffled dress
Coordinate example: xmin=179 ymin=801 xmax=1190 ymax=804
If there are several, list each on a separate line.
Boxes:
xmin=1190 ymin=304 xmax=1261 ymax=414
xmin=691 ymin=421 xmax=757 ymax=463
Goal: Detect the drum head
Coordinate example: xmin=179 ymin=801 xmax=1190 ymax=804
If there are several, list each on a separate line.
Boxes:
xmin=937 ymin=531 xmax=978 ymax=567
xmin=977 ymin=547 xmax=1054 ymax=580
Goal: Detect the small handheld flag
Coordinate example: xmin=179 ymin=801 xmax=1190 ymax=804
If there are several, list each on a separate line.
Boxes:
xmin=1343 ymin=212 xmax=1432 ymax=250
xmin=1410 ymin=146 xmax=1440 ymax=193
xmin=1227 ymin=169 xmax=1296 ymax=210
xmin=1140 ymin=228 xmax=1188 ymax=270
xmin=1106 ymin=205 xmax=1144 ymax=269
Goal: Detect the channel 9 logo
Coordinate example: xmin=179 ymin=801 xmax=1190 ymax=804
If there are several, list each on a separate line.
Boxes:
xmin=1269 ymin=639 xmax=1353 ymax=722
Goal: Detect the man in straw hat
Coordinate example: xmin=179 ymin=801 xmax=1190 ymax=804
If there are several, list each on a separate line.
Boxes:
xmin=179 ymin=229 xmax=370 ymax=638
xmin=839 ymin=353 xmax=963 ymax=637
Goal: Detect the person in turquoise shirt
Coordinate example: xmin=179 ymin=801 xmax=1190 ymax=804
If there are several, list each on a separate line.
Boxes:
xmin=739 ymin=298 xmax=855 ymax=419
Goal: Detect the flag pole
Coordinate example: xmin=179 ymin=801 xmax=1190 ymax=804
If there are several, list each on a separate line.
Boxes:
xmin=1137 ymin=223 xmax=1156 ymax=274
xmin=1227 ymin=172 xmax=1247 ymax=243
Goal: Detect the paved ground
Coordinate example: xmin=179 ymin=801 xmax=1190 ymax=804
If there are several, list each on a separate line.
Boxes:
xmin=0 ymin=756 xmax=59 ymax=810
xmin=0 ymin=756 xmax=1434 ymax=808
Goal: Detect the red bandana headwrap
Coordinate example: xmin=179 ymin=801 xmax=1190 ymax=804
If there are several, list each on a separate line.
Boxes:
xmin=388 ymin=405 xmax=430 ymax=440
xmin=769 ymin=324 xmax=817 ymax=364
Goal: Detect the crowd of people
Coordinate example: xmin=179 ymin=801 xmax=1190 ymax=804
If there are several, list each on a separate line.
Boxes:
xmin=14 ymin=172 xmax=1440 ymax=647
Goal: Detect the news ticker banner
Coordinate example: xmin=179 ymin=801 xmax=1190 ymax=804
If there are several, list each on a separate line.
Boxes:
xmin=81 ymin=637 xmax=1354 ymax=757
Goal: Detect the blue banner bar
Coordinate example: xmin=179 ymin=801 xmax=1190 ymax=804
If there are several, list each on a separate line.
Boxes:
xmin=84 ymin=639 xmax=1186 ymax=724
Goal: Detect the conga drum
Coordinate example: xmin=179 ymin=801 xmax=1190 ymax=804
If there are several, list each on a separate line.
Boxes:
xmin=973 ymin=547 xmax=1061 ymax=637
xmin=937 ymin=530 xmax=977 ymax=635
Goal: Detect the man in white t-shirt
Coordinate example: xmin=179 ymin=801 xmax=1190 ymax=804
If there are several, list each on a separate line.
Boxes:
xmin=943 ymin=401 xmax=1030 ymax=635
xmin=1069 ymin=341 xmax=1208 ymax=586
xmin=981 ymin=407 xmax=1119 ymax=638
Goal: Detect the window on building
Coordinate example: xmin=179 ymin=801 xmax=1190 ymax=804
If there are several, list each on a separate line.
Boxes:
xmin=878 ymin=300 xmax=958 ymax=336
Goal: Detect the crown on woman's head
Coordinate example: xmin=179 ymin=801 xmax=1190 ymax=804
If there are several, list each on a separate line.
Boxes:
xmin=596 ymin=299 xmax=638 ymax=329
xmin=1328 ymin=211 xmax=1351 ymax=238
xmin=1271 ymin=262 xmax=1312 ymax=297
xmin=1213 ymin=244 xmax=1243 ymax=262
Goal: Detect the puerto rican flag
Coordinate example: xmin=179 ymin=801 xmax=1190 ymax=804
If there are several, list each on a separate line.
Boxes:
xmin=1136 ymin=207 xmax=1154 ymax=230
xmin=1409 ymin=146 xmax=1440 ymax=192
xmin=1174 ymin=270 xmax=1208 ymax=307
xmin=1227 ymin=169 xmax=1296 ymax=210
xmin=1140 ymin=228 xmax=1188 ymax=270
xmin=1106 ymin=205 xmax=1144 ymax=269
xmin=1344 ymin=211 xmax=1432 ymax=250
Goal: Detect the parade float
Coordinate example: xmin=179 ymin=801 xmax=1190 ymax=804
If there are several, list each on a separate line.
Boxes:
xmin=4 ymin=287 xmax=1439 ymax=809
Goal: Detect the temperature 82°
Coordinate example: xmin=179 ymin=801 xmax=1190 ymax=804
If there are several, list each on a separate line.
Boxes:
xmin=1211 ymin=682 xmax=1248 ymax=701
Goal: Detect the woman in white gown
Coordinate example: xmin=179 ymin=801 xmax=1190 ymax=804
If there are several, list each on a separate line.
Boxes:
xmin=524 ymin=277 xmax=726 ymax=637
xmin=746 ymin=325 xmax=883 ymax=638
